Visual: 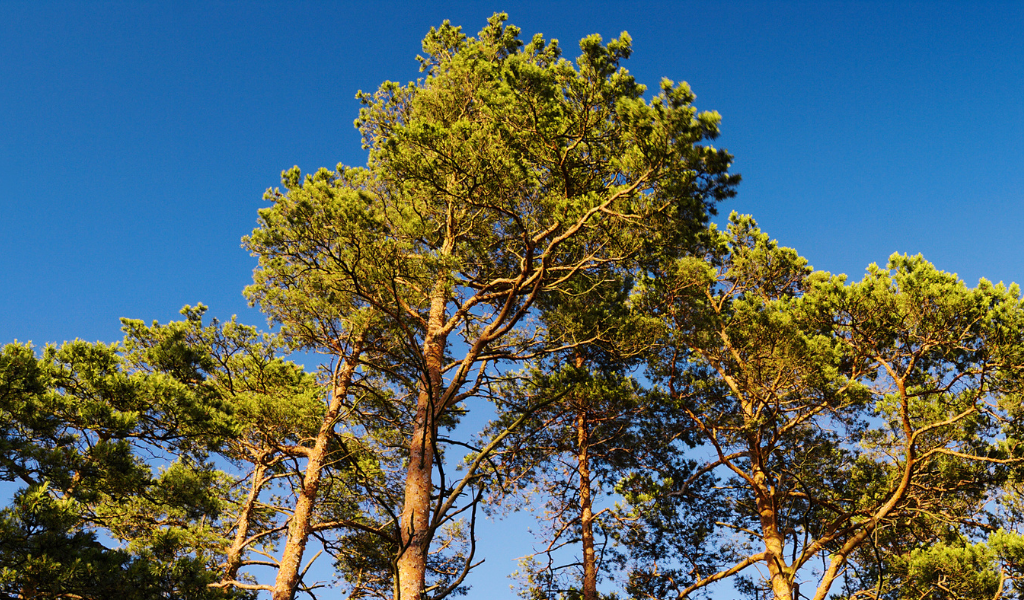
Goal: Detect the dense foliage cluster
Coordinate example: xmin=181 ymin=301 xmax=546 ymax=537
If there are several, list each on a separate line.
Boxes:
xmin=4 ymin=14 xmax=1024 ymax=600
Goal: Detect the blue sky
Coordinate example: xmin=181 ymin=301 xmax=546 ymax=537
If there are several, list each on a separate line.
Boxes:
xmin=2 ymin=1 xmax=1023 ymax=596
xmin=3 ymin=1 xmax=1023 ymax=345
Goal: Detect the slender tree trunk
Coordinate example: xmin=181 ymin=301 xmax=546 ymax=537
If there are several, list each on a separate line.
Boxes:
xmin=223 ymin=458 xmax=266 ymax=581
xmin=576 ymin=409 xmax=598 ymax=600
xmin=273 ymin=453 xmax=323 ymax=600
xmin=272 ymin=350 xmax=361 ymax=600
xmin=396 ymin=285 xmax=448 ymax=599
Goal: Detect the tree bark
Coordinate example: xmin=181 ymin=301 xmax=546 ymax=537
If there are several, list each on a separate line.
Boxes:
xmin=396 ymin=284 xmax=448 ymax=599
xmin=396 ymin=393 xmax=436 ymax=600
xmin=753 ymin=467 xmax=792 ymax=600
xmin=272 ymin=349 xmax=361 ymax=600
xmin=577 ymin=409 xmax=598 ymax=600
xmin=223 ymin=458 xmax=266 ymax=581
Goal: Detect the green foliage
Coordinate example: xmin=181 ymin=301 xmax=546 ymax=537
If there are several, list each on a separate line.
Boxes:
xmin=0 ymin=323 xmax=246 ymax=599
xmin=120 ymin=305 xmax=394 ymax=597
xmin=633 ymin=213 xmax=1024 ymax=600
xmin=897 ymin=540 xmax=1002 ymax=599
xmin=13 ymin=13 xmax=1024 ymax=600
xmin=245 ymin=12 xmax=737 ymax=358
xmin=241 ymin=13 xmax=738 ymax=600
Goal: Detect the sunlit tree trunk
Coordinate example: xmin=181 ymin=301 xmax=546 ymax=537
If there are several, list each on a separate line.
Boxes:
xmin=273 ymin=349 xmax=361 ymax=600
xmin=577 ymin=409 xmax=598 ymax=600
xmin=223 ymin=458 xmax=266 ymax=581
xmin=396 ymin=394 xmax=436 ymax=600
xmin=760 ymin=510 xmax=793 ymax=600
xmin=397 ymin=285 xmax=448 ymax=599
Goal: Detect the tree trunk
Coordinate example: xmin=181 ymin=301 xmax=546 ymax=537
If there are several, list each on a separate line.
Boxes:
xmin=753 ymin=467 xmax=792 ymax=600
xmin=273 ymin=455 xmax=321 ymax=600
xmin=764 ymin=533 xmax=793 ymax=600
xmin=272 ymin=353 xmax=360 ymax=600
xmin=396 ymin=285 xmax=448 ymax=599
xmin=223 ymin=458 xmax=266 ymax=581
xmin=576 ymin=409 xmax=598 ymax=600
xmin=396 ymin=394 xmax=436 ymax=600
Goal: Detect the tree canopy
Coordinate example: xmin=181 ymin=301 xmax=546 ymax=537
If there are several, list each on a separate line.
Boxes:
xmin=4 ymin=13 xmax=1024 ymax=600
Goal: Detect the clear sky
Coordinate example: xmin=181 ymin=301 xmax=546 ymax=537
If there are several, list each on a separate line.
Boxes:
xmin=2 ymin=0 xmax=1022 ymax=596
